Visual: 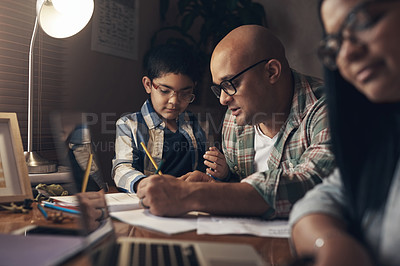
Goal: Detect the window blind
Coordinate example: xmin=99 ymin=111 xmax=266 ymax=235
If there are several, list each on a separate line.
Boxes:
xmin=0 ymin=0 xmax=66 ymax=160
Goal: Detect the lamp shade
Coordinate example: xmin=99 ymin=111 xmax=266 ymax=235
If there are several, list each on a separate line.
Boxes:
xmin=36 ymin=0 xmax=94 ymax=39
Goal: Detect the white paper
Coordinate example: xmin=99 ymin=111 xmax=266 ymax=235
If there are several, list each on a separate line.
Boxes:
xmin=50 ymin=193 xmax=140 ymax=212
xmin=197 ymin=216 xmax=290 ymax=238
xmin=105 ymin=193 xmax=140 ymax=212
xmin=110 ymin=209 xmax=198 ymax=235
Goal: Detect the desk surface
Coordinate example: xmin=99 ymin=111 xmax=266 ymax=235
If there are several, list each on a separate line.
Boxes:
xmin=0 ymin=204 xmax=294 ymax=266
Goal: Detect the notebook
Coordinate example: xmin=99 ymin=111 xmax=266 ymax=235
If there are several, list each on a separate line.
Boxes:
xmin=42 ymin=112 xmax=267 ymax=266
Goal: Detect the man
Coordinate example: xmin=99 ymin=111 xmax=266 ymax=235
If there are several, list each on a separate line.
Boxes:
xmin=137 ymin=25 xmax=335 ymax=219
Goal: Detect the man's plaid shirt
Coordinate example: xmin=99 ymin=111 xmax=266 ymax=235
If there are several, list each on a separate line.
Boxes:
xmin=222 ymin=70 xmax=335 ymax=219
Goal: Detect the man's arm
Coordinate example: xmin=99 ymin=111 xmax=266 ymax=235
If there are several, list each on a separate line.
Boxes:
xmin=242 ymin=100 xmax=335 ymax=218
xmin=136 ymin=175 xmax=270 ymax=217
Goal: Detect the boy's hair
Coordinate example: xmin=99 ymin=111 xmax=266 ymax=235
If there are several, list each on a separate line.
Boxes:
xmin=143 ymin=43 xmax=201 ymax=83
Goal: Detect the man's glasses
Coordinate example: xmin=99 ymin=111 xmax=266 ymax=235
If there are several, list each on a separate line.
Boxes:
xmin=318 ymin=0 xmax=399 ymax=70
xmin=152 ymin=82 xmax=195 ymax=103
xmin=211 ymin=59 xmax=271 ymax=99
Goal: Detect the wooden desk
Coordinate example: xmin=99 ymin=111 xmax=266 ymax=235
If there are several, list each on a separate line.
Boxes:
xmin=0 ymin=206 xmax=294 ymax=266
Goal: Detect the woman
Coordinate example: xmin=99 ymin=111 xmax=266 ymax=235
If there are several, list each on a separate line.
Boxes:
xmin=289 ymin=0 xmax=400 ymax=265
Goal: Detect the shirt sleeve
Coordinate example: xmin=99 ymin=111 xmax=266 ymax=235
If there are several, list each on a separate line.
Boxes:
xmin=242 ymin=100 xmax=336 ymax=219
xmin=289 ymin=168 xmax=348 ymax=227
xmin=112 ymin=117 xmax=146 ymax=193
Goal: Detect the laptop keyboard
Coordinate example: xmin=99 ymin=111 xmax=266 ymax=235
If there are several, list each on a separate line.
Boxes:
xmin=128 ymin=242 xmax=199 ymax=266
xmin=91 ymin=240 xmax=200 ymax=266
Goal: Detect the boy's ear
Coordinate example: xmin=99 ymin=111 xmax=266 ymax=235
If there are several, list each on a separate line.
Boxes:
xmin=142 ymin=76 xmax=152 ymax=94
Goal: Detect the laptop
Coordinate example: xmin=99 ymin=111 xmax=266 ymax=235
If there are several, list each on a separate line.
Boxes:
xmin=14 ymin=112 xmax=266 ymax=266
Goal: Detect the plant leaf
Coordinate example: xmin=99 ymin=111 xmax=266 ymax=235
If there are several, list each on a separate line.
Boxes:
xmin=181 ymin=13 xmax=197 ymax=32
xmin=160 ymin=0 xmax=170 ymax=21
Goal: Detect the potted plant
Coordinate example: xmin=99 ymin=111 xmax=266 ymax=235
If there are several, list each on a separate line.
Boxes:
xmin=153 ymin=0 xmax=267 ymax=62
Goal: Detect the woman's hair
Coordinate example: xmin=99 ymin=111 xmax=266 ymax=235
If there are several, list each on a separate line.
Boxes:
xmin=318 ymin=0 xmax=400 ymax=237
xmin=143 ymin=43 xmax=201 ymax=83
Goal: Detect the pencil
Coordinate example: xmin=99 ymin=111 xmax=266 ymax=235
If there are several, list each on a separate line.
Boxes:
xmin=155 ymin=160 xmax=165 ymax=175
xmin=81 ymin=153 xmax=93 ymax=193
xmin=43 ymin=202 xmax=81 ymax=215
xmin=140 ymin=142 xmax=163 ymax=175
xmin=37 ymin=203 xmax=48 ymax=219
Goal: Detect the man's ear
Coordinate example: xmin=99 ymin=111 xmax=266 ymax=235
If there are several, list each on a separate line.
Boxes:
xmin=265 ymin=59 xmax=282 ymax=84
xmin=142 ymin=76 xmax=152 ymax=94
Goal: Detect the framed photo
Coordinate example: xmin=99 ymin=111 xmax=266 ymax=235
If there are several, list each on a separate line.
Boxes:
xmin=0 ymin=113 xmax=33 ymax=203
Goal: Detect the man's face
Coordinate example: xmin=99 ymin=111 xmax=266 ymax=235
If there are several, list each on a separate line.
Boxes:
xmin=211 ymin=55 xmax=279 ymax=127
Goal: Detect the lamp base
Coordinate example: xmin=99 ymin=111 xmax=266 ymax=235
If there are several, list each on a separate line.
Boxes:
xmin=24 ymin=151 xmax=57 ymax=174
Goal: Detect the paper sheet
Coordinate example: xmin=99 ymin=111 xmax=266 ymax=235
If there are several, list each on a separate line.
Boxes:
xmin=197 ymin=216 xmax=290 ymax=238
xmin=110 ymin=209 xmax=198 ymax=235
xmin=50 ymin=193 xmax=140 ymax=212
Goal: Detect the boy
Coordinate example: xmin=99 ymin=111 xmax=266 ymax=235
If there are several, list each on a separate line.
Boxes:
xmin=112 ymin=44 xmax=207 ymax=193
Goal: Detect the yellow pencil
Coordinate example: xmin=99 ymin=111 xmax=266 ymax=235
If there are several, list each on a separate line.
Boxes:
xmin=81 ymin=153 xmax=93 ymax=192
xmin=140 ymin=142 xmax=163 ymax=175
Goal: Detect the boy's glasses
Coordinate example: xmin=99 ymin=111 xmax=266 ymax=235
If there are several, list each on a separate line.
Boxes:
xmin=152 ymin=82 xmax=195 ymax=103
xmin=318 ymin=0 xmax=399 ymax=70
xmin=210 ymin=59 xmax=271 ymax=99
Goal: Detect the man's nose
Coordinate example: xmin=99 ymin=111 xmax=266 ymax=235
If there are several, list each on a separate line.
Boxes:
xmin=219 ymin=90 xmax=232 ymax=106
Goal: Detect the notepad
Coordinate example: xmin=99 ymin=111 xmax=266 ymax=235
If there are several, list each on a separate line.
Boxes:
xmin=50 ymin=192 xmax=140 ymax=213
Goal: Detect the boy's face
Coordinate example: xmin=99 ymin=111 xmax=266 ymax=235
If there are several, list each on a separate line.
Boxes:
xmin=143 ymin=73 xmax=195 ymax=123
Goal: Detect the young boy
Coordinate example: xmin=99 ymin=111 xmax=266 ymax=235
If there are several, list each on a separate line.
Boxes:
xmin=112 ymin=44 xmax=207 ymax=193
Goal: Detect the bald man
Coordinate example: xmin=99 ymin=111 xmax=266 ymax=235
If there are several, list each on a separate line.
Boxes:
xmin=137 ymin=25 xmax=335 ymax=219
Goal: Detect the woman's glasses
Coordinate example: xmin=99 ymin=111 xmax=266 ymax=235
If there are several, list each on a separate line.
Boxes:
xmin=318 ymin=0 xmax=399 ymax=70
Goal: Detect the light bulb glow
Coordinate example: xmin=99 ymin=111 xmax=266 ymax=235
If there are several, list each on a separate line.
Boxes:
xmin=36 ymin=0 xmax=94 ymax=38
xmin=52 ymin=0 xmax=80 ymax=14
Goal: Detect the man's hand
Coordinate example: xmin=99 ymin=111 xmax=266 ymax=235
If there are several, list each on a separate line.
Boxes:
xmin=203 ymin=146 xmax=229 ymax=180
xmin=136 ymin=175 xmax=192 ymax=217
xmin=179 ymin=170 xmax=215 ymax=182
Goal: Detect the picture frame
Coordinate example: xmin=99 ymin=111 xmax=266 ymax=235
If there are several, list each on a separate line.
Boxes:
xmin=0 ymin=113 xmax=33 ymax=203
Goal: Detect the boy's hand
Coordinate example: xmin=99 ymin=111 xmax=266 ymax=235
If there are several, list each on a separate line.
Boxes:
xmin=203 ymin=147 xmax=229 ymax=180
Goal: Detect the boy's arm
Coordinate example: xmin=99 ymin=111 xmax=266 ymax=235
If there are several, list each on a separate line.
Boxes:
xmin=112 ymin=118 xmax=146 ymax=193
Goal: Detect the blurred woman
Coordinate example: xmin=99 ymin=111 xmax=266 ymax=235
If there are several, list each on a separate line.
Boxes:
xmin=289 ymin=0 xmax=400 ymax=265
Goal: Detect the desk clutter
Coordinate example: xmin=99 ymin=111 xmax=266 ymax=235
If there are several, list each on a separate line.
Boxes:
xmin=50 ymin=192 xmax=290 ymax=237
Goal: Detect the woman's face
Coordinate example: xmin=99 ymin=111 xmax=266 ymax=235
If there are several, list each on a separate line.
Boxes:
xmin=321 ymin=0 xmax=400 ymax=103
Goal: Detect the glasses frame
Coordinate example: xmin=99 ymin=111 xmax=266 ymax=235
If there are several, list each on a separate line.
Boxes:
xmin=211 ymin=58 xmax=271 ymax=99
xmin=151 ymin=81 xmax=195 ymax=103
xmin=318 ymin=0 xmax=399 ymax=70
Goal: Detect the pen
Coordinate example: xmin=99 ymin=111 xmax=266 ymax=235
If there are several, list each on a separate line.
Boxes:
xmin=140 ymin=141 xmax=163 ymax=175
xmin=37 ymin=203 xmax=48 ymax=219
xmin=155 ymin=160 xmax=165 ymax=175
xmin=43 ymin=202 xmax=81 ymax=215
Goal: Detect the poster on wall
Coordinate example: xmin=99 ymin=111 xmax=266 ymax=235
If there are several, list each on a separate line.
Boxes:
xmin=91 ymin=0 xmax=139 ymax=60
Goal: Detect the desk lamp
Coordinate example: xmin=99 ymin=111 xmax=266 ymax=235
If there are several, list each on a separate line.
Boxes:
xmin=25 ymin=0 xmax=94 ymax=173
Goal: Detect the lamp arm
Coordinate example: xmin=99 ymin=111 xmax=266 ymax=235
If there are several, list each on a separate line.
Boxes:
xmin=28 ymin=17 xmax=39 ymax=153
